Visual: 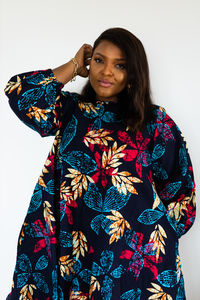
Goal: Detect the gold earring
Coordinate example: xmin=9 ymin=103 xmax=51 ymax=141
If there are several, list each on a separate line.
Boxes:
xmin=127 ymin=84 xmax=131 ymax=89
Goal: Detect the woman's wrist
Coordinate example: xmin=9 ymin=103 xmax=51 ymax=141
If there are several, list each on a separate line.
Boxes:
xmin=70 ymin=58 xmax=79 ymax=81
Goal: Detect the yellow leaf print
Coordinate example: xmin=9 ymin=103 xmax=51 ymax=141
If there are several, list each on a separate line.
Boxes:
xmin=26 ymin=107 xmax=51 ymax=122
xmin=43 ymin=201 xmax=55 ymax=232
xmin=168 ymin=191 xmax=195 ymax=222
xmin=78 ymin=101 xmax=100 ymax=114
xmin=19 ymin=284 xmax=36 ymax=300
xmin=50 ymin=129 xmax=62 ymax=158
xmin=152 ymin=182 xmax=161 ymax=210
xmin=59 ymin=255 xmax=75 ymax=277
xmin=4 ymin=75 xmax=23 ymax=95
xmin=176 ymin=255 xmax=183 ymax=282
xmin=84 ymin=128 xmax=114 ymax=147
xmin=147 ymin=282 xmax=172 ymax=300
xmin=111 ymin=169 xmax=142 ymax=195
xmin=106 ymin=210 xmax=131 ymax=244
xmin=65 ymin=168 xmax=94 ymax=200
xmin=89 ymin=276 xmax=101 ymax=298
xmin=72 ymin=231 xmax=88 ymax=260
xmin=103 ymin=142 xmax=127 ymax=169
xmin=37 ymin=76 xmax=57 ymax=85
xmin=149 ymin=224 xmax=167 ymax=262
xmin=60 ymin=181 xmax=74 ymax=203
xmin=69 ymin=291 xmax=88 ymax=300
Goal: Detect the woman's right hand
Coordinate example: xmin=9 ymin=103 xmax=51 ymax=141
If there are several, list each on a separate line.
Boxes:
xmin=75 ymin=44 xmax=93 ymax=78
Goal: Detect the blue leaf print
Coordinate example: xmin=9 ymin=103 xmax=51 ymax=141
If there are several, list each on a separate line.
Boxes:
xmin=101 ymin=275 xmax=114 ymax=300
xmin=138 ymin=151 xmax=151 ymax=167
xmin=27 ymin=188 xmax=42 ymax=214
xmin=26 ymin=73 xmax=46 ymax=85
xmin=33 ymin=272 xmax=49 ymax=293
xmin=90 ymin=214 xmax=105 ymax=234
xmin=157 ymin=270 xmax=178 ymax=288
xmin=179 ymin=146 xmax=188 ymax=176
xmin=137 ymin=209 xmax=164 ymax=225
xmin=60 ymin=200 xmax=66 ymax=222
xmin=101 ymin=216 xmax=113 ymax=235
xmin=159 ymin=181 xmax=182 ymax=200
xmin=147 ymin=123 xmax=155 ymax=137
xmin=16 ymin=254 xmax=32 ymax=273
xmin=45 ymin=83 xmax=57 ymax=105
xmin=71 ymin=278 xmax=79 ymax=292
xmin=84 ymin=185 xmax=130 ymax=213
xmin=152 ymin=162 xmax=168 ymax=180
xmin=91 ymin=118 xmax=102 ymax=130
xmin=176 ymin=223 xmax=185 ymax=238
xmin=186 ymin=175 xmax=194 ymax=189
xmin=63 ymin=151 xmax=97 ymax=174
xmin=100 ymin=250 xmax=114 ymax=273
xmin=110 ymin=265 xmax=126 ymax=278
xmin=96 ymin=103 xmax=105 ymax=116
xmin=52 ymin=266 xmax=64 ymax=300
xmin=176 ymin=275 xmax=185 ymax=300
xmin=101 ymin=111 xmax=117 ymax=123
xmin=91 ymin=262 xmax=104 ymax=276
xmin=45 ymin=179 xmax=55 ymax=194
xmin=104 ymin=186 xmax=131 ymax=212
xmin=60 ymin=116 xmax=77 ymax=154
xmin=16 ymin=273 xmax=30 ymax=288
xmin=79 ymin=269 xmax=92 ymax=284
xmin=62 ymin=91 xmax=79 ymax=102
xmin=73 ymin=260 xmax=82 ymax=275
xmin=52 ymin=267 xmax=58 ymax=300
xmin=152 ymin=143 xmax=165 ymax=161
xmin=58 ymin=286 xmax=64 ymax=300
xmin=18 ymin=87 xmax=45 ymax=110
xmin=165 ymin=213 xmax=178 ymax=234
xmin=120 ymin=288 xmax=141 ymax=300
xmin=35 ymin=255 xmax=48 ymax=271
xmin=83 ymin=183 xmax=103 ymax=212
xmin=59 ymin=231 xmax=72 ymax=248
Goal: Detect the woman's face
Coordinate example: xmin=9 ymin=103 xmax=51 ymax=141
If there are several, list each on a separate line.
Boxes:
xmin=89 ymin=40 xmax=128 ymax=102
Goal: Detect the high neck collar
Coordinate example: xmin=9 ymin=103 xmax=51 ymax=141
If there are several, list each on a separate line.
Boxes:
xmin=95 ymin=99 xmax=120 ymax=113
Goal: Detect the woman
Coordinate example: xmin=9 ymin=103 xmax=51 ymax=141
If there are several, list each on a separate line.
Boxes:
xmin=5 ymin=27 xmax=196 ymax=299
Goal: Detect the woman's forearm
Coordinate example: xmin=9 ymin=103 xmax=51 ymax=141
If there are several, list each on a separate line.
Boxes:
xmin=52 ymin=60 xmax=75 ymax=85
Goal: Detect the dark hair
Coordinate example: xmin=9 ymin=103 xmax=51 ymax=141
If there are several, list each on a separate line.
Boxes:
xmin=81 ymin=27 xmax=154 ymax=132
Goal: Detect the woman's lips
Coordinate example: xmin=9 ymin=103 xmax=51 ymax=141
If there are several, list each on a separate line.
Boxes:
xmin=98 ymin=80 xmax=113 ymax=87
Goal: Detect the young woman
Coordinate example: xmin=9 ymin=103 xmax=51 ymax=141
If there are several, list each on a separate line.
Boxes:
xmin=5 ymin=27 xmax=196 ymax=300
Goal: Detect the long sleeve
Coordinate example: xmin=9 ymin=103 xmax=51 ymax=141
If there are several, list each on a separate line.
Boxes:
xmin=149 ymin=106 xmax=196 ymax=238
xmin=4 ymin=69 xmax=78 ymax=137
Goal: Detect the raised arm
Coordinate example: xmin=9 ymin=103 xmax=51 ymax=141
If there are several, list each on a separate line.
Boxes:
xmin=4 ymin=44 xmax=93 ymax=137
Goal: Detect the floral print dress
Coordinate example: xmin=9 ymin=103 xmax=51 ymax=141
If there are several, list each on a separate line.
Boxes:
xmin=4 ymin=69 xmax=196 ymax=300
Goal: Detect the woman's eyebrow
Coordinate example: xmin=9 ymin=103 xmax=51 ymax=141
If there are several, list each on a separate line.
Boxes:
xmin=94 ymin=52 xmax=126 ymax=61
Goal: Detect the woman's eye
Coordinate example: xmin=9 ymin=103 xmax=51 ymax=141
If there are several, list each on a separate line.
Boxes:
xmin=116 ymin=64 xmax=126 ymax=70
xmin=94 ymin=58 xmax=103 ymax=63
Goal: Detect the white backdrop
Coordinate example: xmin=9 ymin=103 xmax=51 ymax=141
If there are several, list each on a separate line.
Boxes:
xmin=0 ymin=0 xmax=200 ymax=299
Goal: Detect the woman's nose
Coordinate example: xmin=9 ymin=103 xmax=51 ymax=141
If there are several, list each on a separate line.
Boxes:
xmin=102 ymin=63 xmax=113 ymax=75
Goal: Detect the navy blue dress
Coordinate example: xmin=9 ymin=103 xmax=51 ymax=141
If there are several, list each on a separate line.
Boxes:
xmin=4 ymin=69 xmax=196 ymax=300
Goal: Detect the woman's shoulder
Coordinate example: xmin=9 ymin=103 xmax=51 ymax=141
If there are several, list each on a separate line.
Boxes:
xmin=151 ymin=104 xmax=176 ymax=126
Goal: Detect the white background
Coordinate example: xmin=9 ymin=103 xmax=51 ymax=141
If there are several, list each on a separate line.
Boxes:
xmin=0 ymin=0 xmax=200 ymax=299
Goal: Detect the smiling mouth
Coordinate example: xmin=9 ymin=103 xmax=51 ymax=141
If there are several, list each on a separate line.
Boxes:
xmin=98 ymin=80 xmax=113 ymax=87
